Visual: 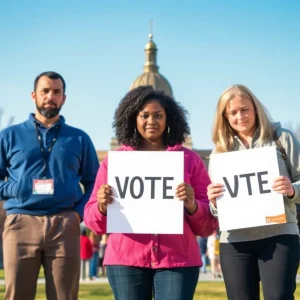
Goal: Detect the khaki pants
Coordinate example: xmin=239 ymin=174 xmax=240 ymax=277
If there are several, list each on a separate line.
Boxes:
xmin=3 ymin=211 xmax=80 ymax=300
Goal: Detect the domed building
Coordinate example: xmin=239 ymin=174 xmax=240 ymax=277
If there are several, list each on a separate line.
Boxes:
xmin=109 ymin=33 xmax=193 ymax=151
xmin=129 ymin=33 xmax=173 ymax=97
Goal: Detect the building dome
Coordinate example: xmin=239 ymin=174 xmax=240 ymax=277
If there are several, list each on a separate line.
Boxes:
xmin=144 ymin=36 xmax=157 ymax=50
xmin=129 ymin=34 xmax=173 ymax=97
xmin=130 ymin=72 xmax=173 ymax=97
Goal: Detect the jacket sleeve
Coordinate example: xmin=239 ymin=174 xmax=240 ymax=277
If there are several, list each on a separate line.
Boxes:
xmin=281 ymin=129 xmax=300 ymax=204
xmin=74 ymin=134 xmax=99 ymax=220
xmin=0 ymin=131 xmax=17 ymax=200
xmin=184 ymin=153 xmax=218 ymax=237
xmin=84 ymin=156 xmax=108 ymax=234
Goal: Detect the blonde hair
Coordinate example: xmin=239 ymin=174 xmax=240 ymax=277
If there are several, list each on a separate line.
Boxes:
xmin=212 ymin=84 xmax=274 ymax=153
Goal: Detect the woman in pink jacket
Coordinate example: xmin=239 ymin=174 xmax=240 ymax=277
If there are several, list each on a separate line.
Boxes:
xmin=84 ymin=85 xmax=218 ymax=300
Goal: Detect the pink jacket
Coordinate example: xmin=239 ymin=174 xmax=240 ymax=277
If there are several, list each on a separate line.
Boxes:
xmin=84 ymin=145 xmax=218 ymax=268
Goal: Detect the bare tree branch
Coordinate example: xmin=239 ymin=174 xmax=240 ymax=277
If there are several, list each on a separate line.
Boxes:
xmin=0 ymin=107 xmax=14 ymax=130
xmin=6 ymin=116 xmax=15 ymax=127
xmin=284 ymin=122 xmax=300 ymax=141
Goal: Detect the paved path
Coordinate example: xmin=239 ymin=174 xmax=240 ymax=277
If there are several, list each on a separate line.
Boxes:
xmin=0 ymin=272 xmax=300 ymax=285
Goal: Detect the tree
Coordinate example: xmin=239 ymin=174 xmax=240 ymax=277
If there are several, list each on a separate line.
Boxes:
xmin=284 ymin=121 xmax=300 ymax=141
xmin=0 ymin=107 xmax=15 ymax=130
xmin=0 ymin=107 xmax=14 ymax=268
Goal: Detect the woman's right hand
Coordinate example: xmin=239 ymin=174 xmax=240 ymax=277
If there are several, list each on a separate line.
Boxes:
xmin=97 ymin=184 xmax=114 ymax=215
xmin=207 ymin=183 xmax=224 ymax=207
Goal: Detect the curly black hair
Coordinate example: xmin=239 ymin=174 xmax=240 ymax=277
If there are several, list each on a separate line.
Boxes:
xmin=113 ymin=85 xmax=190 ymax=148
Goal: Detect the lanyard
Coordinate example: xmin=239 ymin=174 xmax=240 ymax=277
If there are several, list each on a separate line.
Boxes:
xmin=35 ymin=123 xmax=60 ymax=178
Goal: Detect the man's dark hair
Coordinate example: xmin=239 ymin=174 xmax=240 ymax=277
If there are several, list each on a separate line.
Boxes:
xmin=113 ymin=85 xmax=190 ymax=148
xmin=34 ymin=71 xmax=66 ymax=94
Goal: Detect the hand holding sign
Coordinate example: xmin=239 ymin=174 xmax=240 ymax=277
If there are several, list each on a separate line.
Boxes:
xmin=107 ymin=151 xmax=184 ymax=234
xmin=97 ymin=184 xmax=114 ymax=215
xmin=207 ymin=175 xmax=294 ymax=211
xmin=176 ymin=183 xmax=197 ymax=214
xmin=208 ymin=146 xmax=286 ymax=230
xmin=272 ymin=176 xmax=294 ymax=197
xmin=207 ymin=183 xmax=224 ymax=207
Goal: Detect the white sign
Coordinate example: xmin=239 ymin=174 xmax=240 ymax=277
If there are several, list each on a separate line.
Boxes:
xmin=209 ymin=146 xmax=286 ymax=231
xmin=107 ymin=151 xmax=184 ymax=234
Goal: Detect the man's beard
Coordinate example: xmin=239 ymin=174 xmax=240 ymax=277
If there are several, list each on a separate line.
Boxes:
xmin=36 ymin=102 xmax=62 ymax=119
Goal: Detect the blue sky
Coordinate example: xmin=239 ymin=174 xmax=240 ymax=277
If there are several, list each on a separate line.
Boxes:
xmin=1 ymin=0 xmax=299 ymax=150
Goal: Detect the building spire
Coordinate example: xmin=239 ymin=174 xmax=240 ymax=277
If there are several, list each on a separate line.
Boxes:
xmin=144 ymin=21 xmax=158 ymax=73
xmin=149 ymin=19 xmax=153 ymax=36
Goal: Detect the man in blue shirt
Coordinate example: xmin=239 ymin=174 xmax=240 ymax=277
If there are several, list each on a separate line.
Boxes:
xmin=0 ymin=71 xmax=99 ymax=300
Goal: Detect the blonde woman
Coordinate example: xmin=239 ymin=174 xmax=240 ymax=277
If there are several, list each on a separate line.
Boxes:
xmin=207 ymin=84 xmax=300 ymax=300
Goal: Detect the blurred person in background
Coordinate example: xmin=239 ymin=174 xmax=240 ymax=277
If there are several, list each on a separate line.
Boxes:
xmin=80 ymin=229 xmax=93 ymax=281
xmin=198 ymin=237 xmax=208 ymax=274
xmin=89 ymin=231 xmax=101 ymax=280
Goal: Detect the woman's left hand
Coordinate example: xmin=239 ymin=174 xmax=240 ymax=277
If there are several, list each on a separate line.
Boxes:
xmin=176 ymin=183 xmax=197 ymax=215
xmin=272 ymin=176 xmax=294 ymax=197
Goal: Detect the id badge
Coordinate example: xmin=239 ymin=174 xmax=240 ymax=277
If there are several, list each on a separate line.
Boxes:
xmin=32 ymin=179 xmax=54 ymax=195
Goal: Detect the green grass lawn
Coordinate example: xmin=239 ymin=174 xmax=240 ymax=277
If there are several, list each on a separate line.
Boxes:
xmin=0 ymin=268 xmax=299 ymax=299
xmin=3 ymin=267 xmax=297 ymax=279
xmin=0 ymin=282 xmax=299 ymax=300
xmin=0 ymin=282 xmax=233 ymax=300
